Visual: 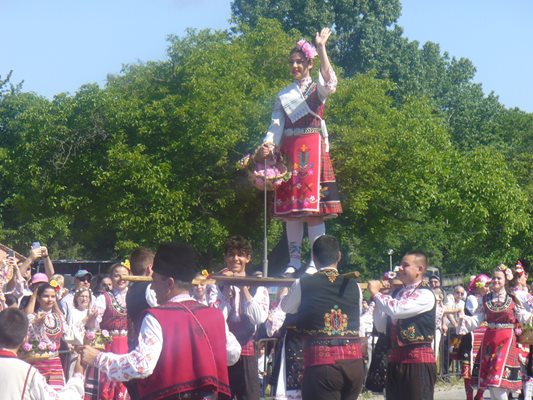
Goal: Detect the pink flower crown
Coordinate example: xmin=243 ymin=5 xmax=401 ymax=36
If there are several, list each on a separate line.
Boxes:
xmin=296 ymin=39 xmax=318 ymax=60
xmin=497 ymin=264 xmax=513 ymax=281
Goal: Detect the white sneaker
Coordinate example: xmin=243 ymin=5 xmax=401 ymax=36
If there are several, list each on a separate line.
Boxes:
xmin=283 ymin=266 xmax=297 ymax=275
xmin=304 ymin=266 xmax=318 ymax=275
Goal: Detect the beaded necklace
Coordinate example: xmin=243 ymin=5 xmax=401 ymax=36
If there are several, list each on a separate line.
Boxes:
xmin=42 ymin=312 xmax=62 ymax=338
xmin=486 ymin=291 xmax=512 ymax=312
xmin=109 ymin=291 xmax=127 ymax=316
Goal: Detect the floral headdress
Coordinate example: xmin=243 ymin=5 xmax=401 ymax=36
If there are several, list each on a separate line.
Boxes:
xmin=122 ymin=259 xmax=131 ymax=271
xmin=192 ymin=269 xmax=216 ymax=285
xmin=296 ymin=39 xmax=318 ymax=60
xmin=49 ymin=279 xmax=61 ymax=293
xmin=74 ymin=287 xmax=92 ymax=296
xmin=467 ymin=273 xmax=491 ymax=293
xmin=514 ymin=260 xmax=525 ymax=277
xmin=497 ymin=264 xmax=513 ymax=281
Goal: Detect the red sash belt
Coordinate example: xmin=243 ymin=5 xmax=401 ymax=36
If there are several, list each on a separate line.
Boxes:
xmin=303 ymin=341 xmax=362 ymax=367
xmin=389 ymin=345 xmax=435 ymax=364
xmin=240 ymin=340 xmax=255 ymax=357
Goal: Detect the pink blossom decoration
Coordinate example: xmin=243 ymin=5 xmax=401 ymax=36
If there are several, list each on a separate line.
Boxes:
xmin=48 ymin=342 xmax=57 ymax=351
xmin=101 ymin=330 xmax=110 ymax=338
xmin=22 ymin=343 xmax=33 ymax=352
xmin=296 ymin=40 xmax=318 ymax=59
xmin=515 ymin=328 xmax=523 ymax=336
xmin=37 ymin=341 xmax=47 ymax=351
xmin=85 ymin=331 xmax=96 ymax=341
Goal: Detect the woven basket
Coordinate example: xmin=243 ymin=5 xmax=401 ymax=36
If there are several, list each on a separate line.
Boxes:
xmin=518 ymin=329 xmax=533 ymax=345
xmin=238 ymin=149 xmax=290 ymax=192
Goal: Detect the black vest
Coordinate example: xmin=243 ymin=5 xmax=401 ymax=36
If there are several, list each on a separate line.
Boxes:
xmin=126 ymin=281 xmax=150 ymax=350
xmin=395 ymin=286 xmax=436 ymax=347
xmin=296 ymin=271 xmax=360 ymax=337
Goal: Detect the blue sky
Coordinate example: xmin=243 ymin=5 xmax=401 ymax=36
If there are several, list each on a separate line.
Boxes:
xmin=2 ymin=0 xmax=532 ymax=112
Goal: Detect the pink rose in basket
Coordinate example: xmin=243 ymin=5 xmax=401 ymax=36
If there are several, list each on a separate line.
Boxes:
xmin=22 ymin=343 xmax=33 ymax=352
xmin=101 ymin=330 xmax=110 ymax=338
xmin=85 ymin=331 xmax=96 ymax=341
xmin=48 ymin=342 xmax=57 ymax=351
xmin=37 ymin=341 xmax=47 ymax=351
xmin=515 ymin=327 xmax=523 ymax=336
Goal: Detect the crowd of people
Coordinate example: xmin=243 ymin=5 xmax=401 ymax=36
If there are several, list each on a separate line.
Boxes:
xmin=0 ymin=236 xmax=532 ymax=400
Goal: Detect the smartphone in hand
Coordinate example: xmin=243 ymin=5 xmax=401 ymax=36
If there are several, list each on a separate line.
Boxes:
xmin=31 ymin=242 xmax=41 ymax=250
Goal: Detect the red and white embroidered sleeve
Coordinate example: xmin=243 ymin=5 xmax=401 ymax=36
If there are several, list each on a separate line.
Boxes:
xmin=97 ymin=314 xmax=162 ymax=381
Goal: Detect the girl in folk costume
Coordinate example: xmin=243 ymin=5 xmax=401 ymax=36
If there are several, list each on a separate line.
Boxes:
xmin=458 ymin=274 xmax=491 ymax=400
xmin=94 ymin=262 xmax=130 ymax=400
xmin=259 ymin=28 xmax=342 ymax=276
xmin=23 ymin=283 xmax=69 ymax=391
xmin=459 ymin=265 xmax=533 ymax=400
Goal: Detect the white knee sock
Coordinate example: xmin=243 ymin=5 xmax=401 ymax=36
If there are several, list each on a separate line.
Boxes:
xmin=524 ymin=377 xmax=533 ymax=400
xmin=307 ymin=221 xmax=326 ymax=268
xmin=286 ymin=220 xmax=304 ymax=270
xmin=489 ymin=387 xmax=509 ymax=400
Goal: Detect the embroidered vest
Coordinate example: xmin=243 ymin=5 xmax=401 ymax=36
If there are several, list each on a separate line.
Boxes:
xmin=395 ymin=286 xmax=436 ymax=347
xmin=284 ymin=82 xmax=325 ymax=131
xmin=296 ymin=271 xmax=360 ymax=337
xmin=100 ymin=291 xmax=128 ymax=331
xmin=483 ymin=292 xmax=516 ymax=324
xmin=136 ymin=301 xmax=230 ymax=400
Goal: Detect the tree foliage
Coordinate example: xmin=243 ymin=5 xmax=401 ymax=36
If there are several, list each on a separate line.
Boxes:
xmin=0 ymin=12 xmax=531 ymax=274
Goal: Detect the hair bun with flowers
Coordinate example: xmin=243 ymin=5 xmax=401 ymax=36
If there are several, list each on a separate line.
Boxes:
xmin=122 ymin=259 xmax=131 ymax=271
xmin=49 ymin=279 xmax=61 ymax=292
xmin=497 ymin=264 xmax=513 ymax=281
xmin=296 ymin=39 xmax=318 ymax=60
xmin=514 ymin=260 xmax=525 ymax=277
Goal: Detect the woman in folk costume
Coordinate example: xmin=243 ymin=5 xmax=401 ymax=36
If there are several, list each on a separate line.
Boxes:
xmin=259 ymin=28 xmax=342 ymax=276
xmin=64 ymin=287 xmax=99 ymax=400
xmin=23 ymin=283 xmax=69 ymax=391
xmin=511 ymin=260 xmax=533 ymax=400
xmin=459 ymin=265 xmax=532 ymax=399
xmin=458 ymin=274 xmax=491 ymax=400
xmin=94 ymin=262 xmax=130 ymax=400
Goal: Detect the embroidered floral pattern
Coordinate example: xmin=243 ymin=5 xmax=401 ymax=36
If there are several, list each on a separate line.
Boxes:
xmin=322 ymin=269 xmax=339 ymax=283
xmin=323 ymin=305 xmax=348 ymax=336
xmin=399 ymin=324 xmax=425 ymax=342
